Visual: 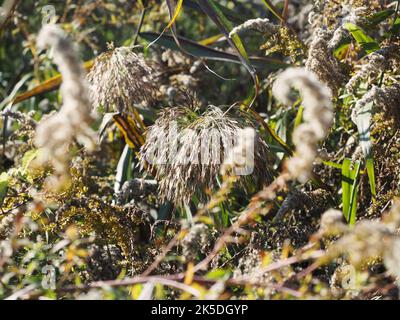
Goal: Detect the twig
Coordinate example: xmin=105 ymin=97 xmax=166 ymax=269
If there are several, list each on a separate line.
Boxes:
xmin=57 ymin=274 xmax=302 ymax=298
xmin=133 ymin=7 xmax=147 ymax=46
xmin=141 ymin=229 xmax=187 ymax=276
xmin=281 ymin=0 xmax=290 ymax=27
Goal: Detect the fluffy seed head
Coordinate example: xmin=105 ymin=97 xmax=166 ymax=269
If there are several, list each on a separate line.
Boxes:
xmin=229 ymin=18 xmax=279 ymax=37
xmin=34 ymin=24 xmax=96 ymax=187
xmin=87 ymin=46 xmax=156 ymax=116
xmin=273 ymin=67 xmax=333 ymax=183
xmin=305 ymin=28 xmax=346 ymax=95
xmin=140 ymin=96 xmax=273 ymax=205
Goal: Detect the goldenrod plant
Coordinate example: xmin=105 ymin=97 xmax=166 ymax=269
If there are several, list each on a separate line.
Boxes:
xmin=1 ymin=0 xmax=400 ymax=300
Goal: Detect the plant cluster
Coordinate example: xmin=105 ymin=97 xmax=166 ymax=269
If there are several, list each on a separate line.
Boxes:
xmin=1 ymin=0 xmax=400 ymax=300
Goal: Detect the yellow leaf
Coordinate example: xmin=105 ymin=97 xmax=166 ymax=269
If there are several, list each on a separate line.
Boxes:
xmin=13 ymin=60 xmax=94 ymax=104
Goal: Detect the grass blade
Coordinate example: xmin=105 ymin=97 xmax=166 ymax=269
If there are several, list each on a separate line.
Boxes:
xmin=366 ymin=157 xmax=376 ymax=203
xmin=114 ymin=144 xmax=133 ymax=194
xmin=348 ymin=161 xmax=361 ymax=225
xmin=12 ymin=61 xmax=93 ymax=105
xmin=139 ymin=32 xmax=288 ymax=70
xmin=260 ymin=0 xmax=284 ymax=22
xmin=342 ymin=158 xmax=352 ymax=221
xmin=196 ymin=0 xmax=259 ymax=106
xmin=342 ymin=158 xmax=361 ymax=224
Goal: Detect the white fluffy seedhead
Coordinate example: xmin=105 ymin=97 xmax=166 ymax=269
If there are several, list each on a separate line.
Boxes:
xmin=273 ymin=67 xmax=333 ymax=183
xmin=34 ymin=25 xmax=96 ymax=187
xmin=229 ymin=18 xmax=279 ymax=38
xmin=87 ymin=46 xmax=156 ymax=115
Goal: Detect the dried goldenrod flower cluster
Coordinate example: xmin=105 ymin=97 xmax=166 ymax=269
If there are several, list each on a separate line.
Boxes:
xmin=373 ymin=83 xmax=400 ymax=128
xmin=308 ymin=0 xmax=374 ymax=35
xmin=33 ymin=25 xmax=96 ymax=187
xmin=140 ymin=97 xmax=273 ymax=205
xmin=305 ymin=28 xmax=346 ymax=95
xmin=229 ymin=18 xmax=279 ymax=37
xmin=273 ymin=67 xmax=333 ymax=183
xmin=346 ymin=46 xmax=399 ymax=93
xmin=320 ymin=200 xmax=400 ymax=279
xmin=181 ymin=223 xmax=211 ymax=262
xmin=261 ymin=26 xmax=305 ymax=62
xmin=87 ymin=46 xmax=156 ymax=116
xmin=352 ymin=83 xmax=400 ymax=128
xmin=328 ymin=5 xmax=368 ymax=50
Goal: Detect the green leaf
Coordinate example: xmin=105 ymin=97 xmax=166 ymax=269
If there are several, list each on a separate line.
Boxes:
xmin=322 ymin=160 xmax=343 ymax=170
xmin=294 ymin=105 xmax=304 ymax=129
xmin=348 ymin=161 xmax=361 ymax=225
xmin=218 ymin=203 xmax=229 ymax=227
xmin=392 ymin=16 xmax=400 ymax=35
xmin=139 ymin=32 xmax=287 ymax=71
xmin=333 ymin=37 xmax=351 ymax=59
xmin=114 ymin=144 xmax=133 ymax=193
xmin=260 ymin=0 xmax=284 ymax=22
xmin=0 ymin=172 xmax=9 ymax=206
xmin=184 ymin=0 xmax=244 ymax=23
xmin=196 ymin=0 xmax=256 ymax=77
xmin=365 ymin=9 xmax=395 ymax=28
xmin=342 ymin=158 xmax=352 ymax=221
xmin=341 ymin=158 xmax=361 ymax=225
xmin=195 ymin=0 xmax=260 ymax=107
xmin=344 ymin=23 xmax=380 ymax=54
xmin=366 ymin=157 xmax=376 ymax=203
xmin=19 ymin=149 xmax=39 ymax=182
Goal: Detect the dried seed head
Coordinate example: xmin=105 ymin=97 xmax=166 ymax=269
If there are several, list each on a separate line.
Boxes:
xmin=327 ymin=220 xmax=394 ymax=268
xmin=273 ymin=67 xmax=333 ymax=183
xmin=352 ymin=83 xmax=400 ymax=128
xmin=140 ymin=96 xmax=273 ymax=205
xmin=346 ymin=46 xmax=399 ymax=93
xmin=34 ymin=25 xmax=96 ymax=187
xmin=305 ymin=28 xmax=346 ymax=95
xmin=322 ymin=200 xmax=400 ymax=278
xmin=181 ymin=223 xmax=211 ymax=262
xmin=229 ymin=18 xmax=279 ymax=37
xmin=87 ymin=46 xmax=157 ymax=116
xmin=319 ymin=209 xmax=346 ymax=235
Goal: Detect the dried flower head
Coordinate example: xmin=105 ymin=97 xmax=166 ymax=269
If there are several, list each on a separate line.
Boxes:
xmin=181 ymin=223 xmax=211 ymax=262
xmin=321 ymin=200 xmax=400 ymax=279
xmin=346 ymin=46 xmax=399 ymax=93
xmin=263 ymin=27 xmax=305 ymax=62
xmin=33 ymin=25 xmax=96 ymax=187
xmin=305 ymin=28 xmax=346 ymax=95
xmin=140 ymin=95 xmax=273 ymax=205
xmin=87 ymin=46 xmax=156 ymax=116
xmin=273 ymin=67 xmax=333 ymax=183
xmin=352 ymin=83 xmax=400 ymax=128
xmin=229 ymin=18 xmax=279 ymax=38
xmin=319 ymin=209 xmax=346 ymax=236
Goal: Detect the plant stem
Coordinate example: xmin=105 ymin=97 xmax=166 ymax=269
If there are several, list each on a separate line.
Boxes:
xmin=133 ymin=7 xmax=147 ymax=46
